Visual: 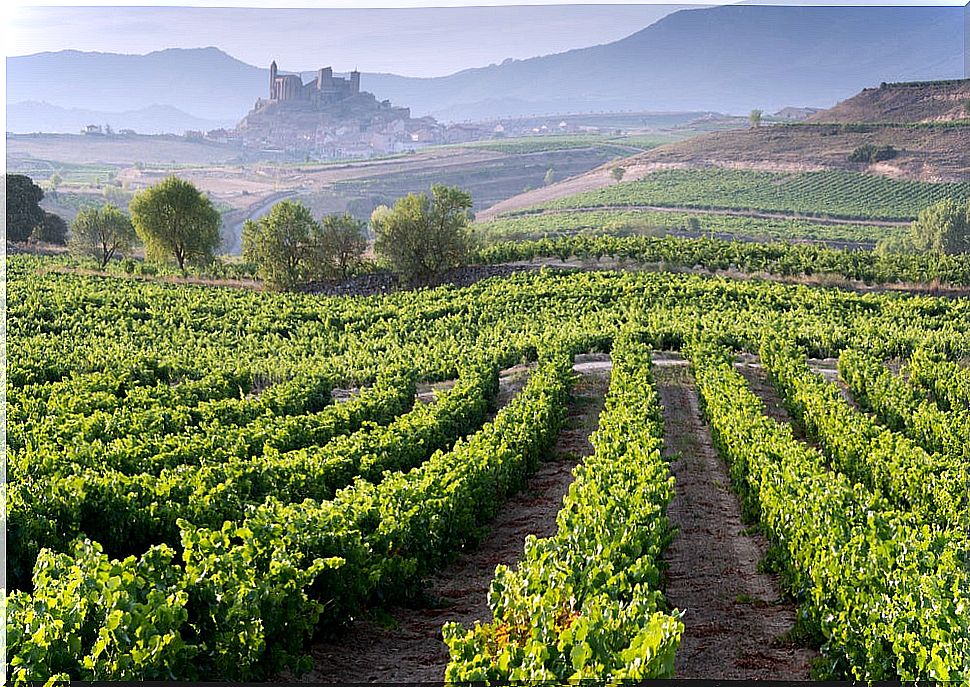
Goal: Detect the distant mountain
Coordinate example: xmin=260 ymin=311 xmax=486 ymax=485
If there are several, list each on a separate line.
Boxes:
xmin=6 ymin=101 xmax=234 ymax=134
xmin=7 ymin=47 xmax=264 ymax=121
xmin=361 ymin=5 xmax=966 ymax=120
xmin=6 ymin=5 xmax=966 ymax=130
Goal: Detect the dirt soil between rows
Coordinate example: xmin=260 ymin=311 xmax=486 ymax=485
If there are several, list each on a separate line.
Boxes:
xmin=654 ymin=356 xmax=816 ymax=679
xmin=293 ymin=354 xmax=613 ymax=682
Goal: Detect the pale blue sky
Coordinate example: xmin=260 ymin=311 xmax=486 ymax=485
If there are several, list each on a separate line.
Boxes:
xmin=6 ymin=1 xmax=962 ymax=77
xmin=7 ymin=4 xmax=695 ymax=76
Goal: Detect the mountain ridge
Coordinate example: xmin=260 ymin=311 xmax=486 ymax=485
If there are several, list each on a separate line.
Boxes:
xmin=7 ymin=100 xmax=235 ymax=134
xmin=6 ymin=5 xmax=966 ymax=131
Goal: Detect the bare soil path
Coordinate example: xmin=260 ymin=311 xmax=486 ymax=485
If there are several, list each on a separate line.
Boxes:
xmin=655 ymin=356 xmax=815 ymax=679
xmin=294 ymin=355 xmax=613 ymax=682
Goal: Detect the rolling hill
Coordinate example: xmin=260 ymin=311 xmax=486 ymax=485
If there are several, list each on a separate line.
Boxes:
xmin=478 ymin=78 xmax=970 ymax=220
xmin=6 ymin=5 xmax=966 ymax=130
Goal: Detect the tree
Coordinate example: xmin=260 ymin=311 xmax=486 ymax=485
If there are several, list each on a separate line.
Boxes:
xmin=48 ymin=172 xmax=62 ymax=198
xmin=749 ymin=109 xmax=763 ymax=129
xmin=611 ymin=166 xmax=626 ymax=182
xmin=70 ymin=204 xmax=137 ymax=268
xmin=906 ymin=198 xmax=970 ymax=255
xmin=242 ymin=199 xmax=319 ymax=290
xmin=129 ymin=176 xmax=221 ymax=271
xmin=372 ymin=185 xmax=473 ymax=285
xmin=316 ymin=213 xmax=367 ymax=278
xmin=544 ymin=168 xmax=556 ymax=186
xmin=6 ymin=173 xmax=46 ymax=242
xmin=31 ymin=211 xmax=69 ymax=245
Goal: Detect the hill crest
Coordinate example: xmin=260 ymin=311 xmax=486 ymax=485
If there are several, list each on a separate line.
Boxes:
xmin=808 ymin=79 xmax=970 ymax=124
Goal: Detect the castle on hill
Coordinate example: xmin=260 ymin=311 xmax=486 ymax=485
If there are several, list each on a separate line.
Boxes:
xmin=267 ymin=61 xmax=361 ymax=106
xmin=236 ymin=60 xmax=490 ymax=159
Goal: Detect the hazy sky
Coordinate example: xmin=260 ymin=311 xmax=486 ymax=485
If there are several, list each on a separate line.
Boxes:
xmin=7 ymin=4 xmax=695 ymax=76
xmin=6 ymin=1 xmax=963 ymax=77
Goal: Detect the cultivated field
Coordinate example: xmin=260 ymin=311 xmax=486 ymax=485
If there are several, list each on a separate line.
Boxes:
xmin=7 ymin=254 xmax=970 ymax=682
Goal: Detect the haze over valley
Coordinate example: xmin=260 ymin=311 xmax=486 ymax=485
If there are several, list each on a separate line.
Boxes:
xmin=7 ymin=4 xmax=967 ymax=131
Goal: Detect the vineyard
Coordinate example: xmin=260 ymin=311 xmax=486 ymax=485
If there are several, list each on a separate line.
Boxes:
xmin=478 ymin=208 xmax=903 ymax=245
xmin=514 ymin=168 xmax=970 ymax=221
xmin=6 ymin=252 xmax=970 ymax=682
xmin=476 ymin=234 xmax=970 ymax=288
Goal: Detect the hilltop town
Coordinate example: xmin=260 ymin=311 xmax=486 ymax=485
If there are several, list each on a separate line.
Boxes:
xmin=235 ymin=61 xmax=446 ymax=158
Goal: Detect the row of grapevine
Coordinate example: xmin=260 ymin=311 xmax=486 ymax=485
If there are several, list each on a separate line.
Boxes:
xmin=8 ymin=368 xmax=417 ymax=589
xmin=9 ymin=364 xmax=249 ymax=420
xmin=10 ymin=369 xmax=339 ymax=478
xmin=906 ymin=347 xmax=970 ymax=410
xmin=475 ymin=234 xmax=970 ymax=286
xmin=7 ymin=342 xmax=576 ymax=681
xmin=688 ymin=339 xmax=970 ymax=681
xmin=837 ymin=348 xmax=970 ymax=465
xmin=758 ymin=337 xmax=969 ymax=527
xmin=8 ymin=355 xmax=510 ymax=593
xmin=444 ymin=337 xmax=683 ymax=681
xmin=12 ymin=255 xmax=970 ymax=391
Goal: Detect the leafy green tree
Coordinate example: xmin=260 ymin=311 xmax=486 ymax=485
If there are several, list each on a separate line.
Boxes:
xmin=242 ymin=199 xmax=319 ymax=290
xmin=316 ymin=213 xmax=367 ymax=278
xmin=6 ymin=174 xmax=46 ymax=242
xmin=70 ymin=204 xmax=137 ymax=268
xmin=31 ymin=211 xmax=69 ymax=245
xmin=544 ymin=168 xmax=556 ymax=186
xmin=372 ymin=185 xmax=473 ymax=285
xmin=906 ymin=198 xmax=970 ymax=255
xmin=129 ymin=176 xmax=221 ymax=271
xmin=749 ymin=109 xmax=763 ymax=129
xmin=610 ymin=166 xmax=626 ymax=182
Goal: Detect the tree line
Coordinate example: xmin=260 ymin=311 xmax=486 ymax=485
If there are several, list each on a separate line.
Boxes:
xmin=6 ymin=173 xmax=474 ymax=290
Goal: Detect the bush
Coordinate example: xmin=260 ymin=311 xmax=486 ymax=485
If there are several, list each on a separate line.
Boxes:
xmin=907 ymin=198 xmax=970 ymax=254
xmin=848 ymin=144 xmax=898 ymax=164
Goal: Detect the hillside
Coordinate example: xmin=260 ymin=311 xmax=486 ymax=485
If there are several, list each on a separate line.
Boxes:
xmin=479 ymin=78 xmax=970 ymax=219
xmin=7 ymin=5 xmax=965 ymax=127
xmin=808 ymin=79 xmax=970 ymax=124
